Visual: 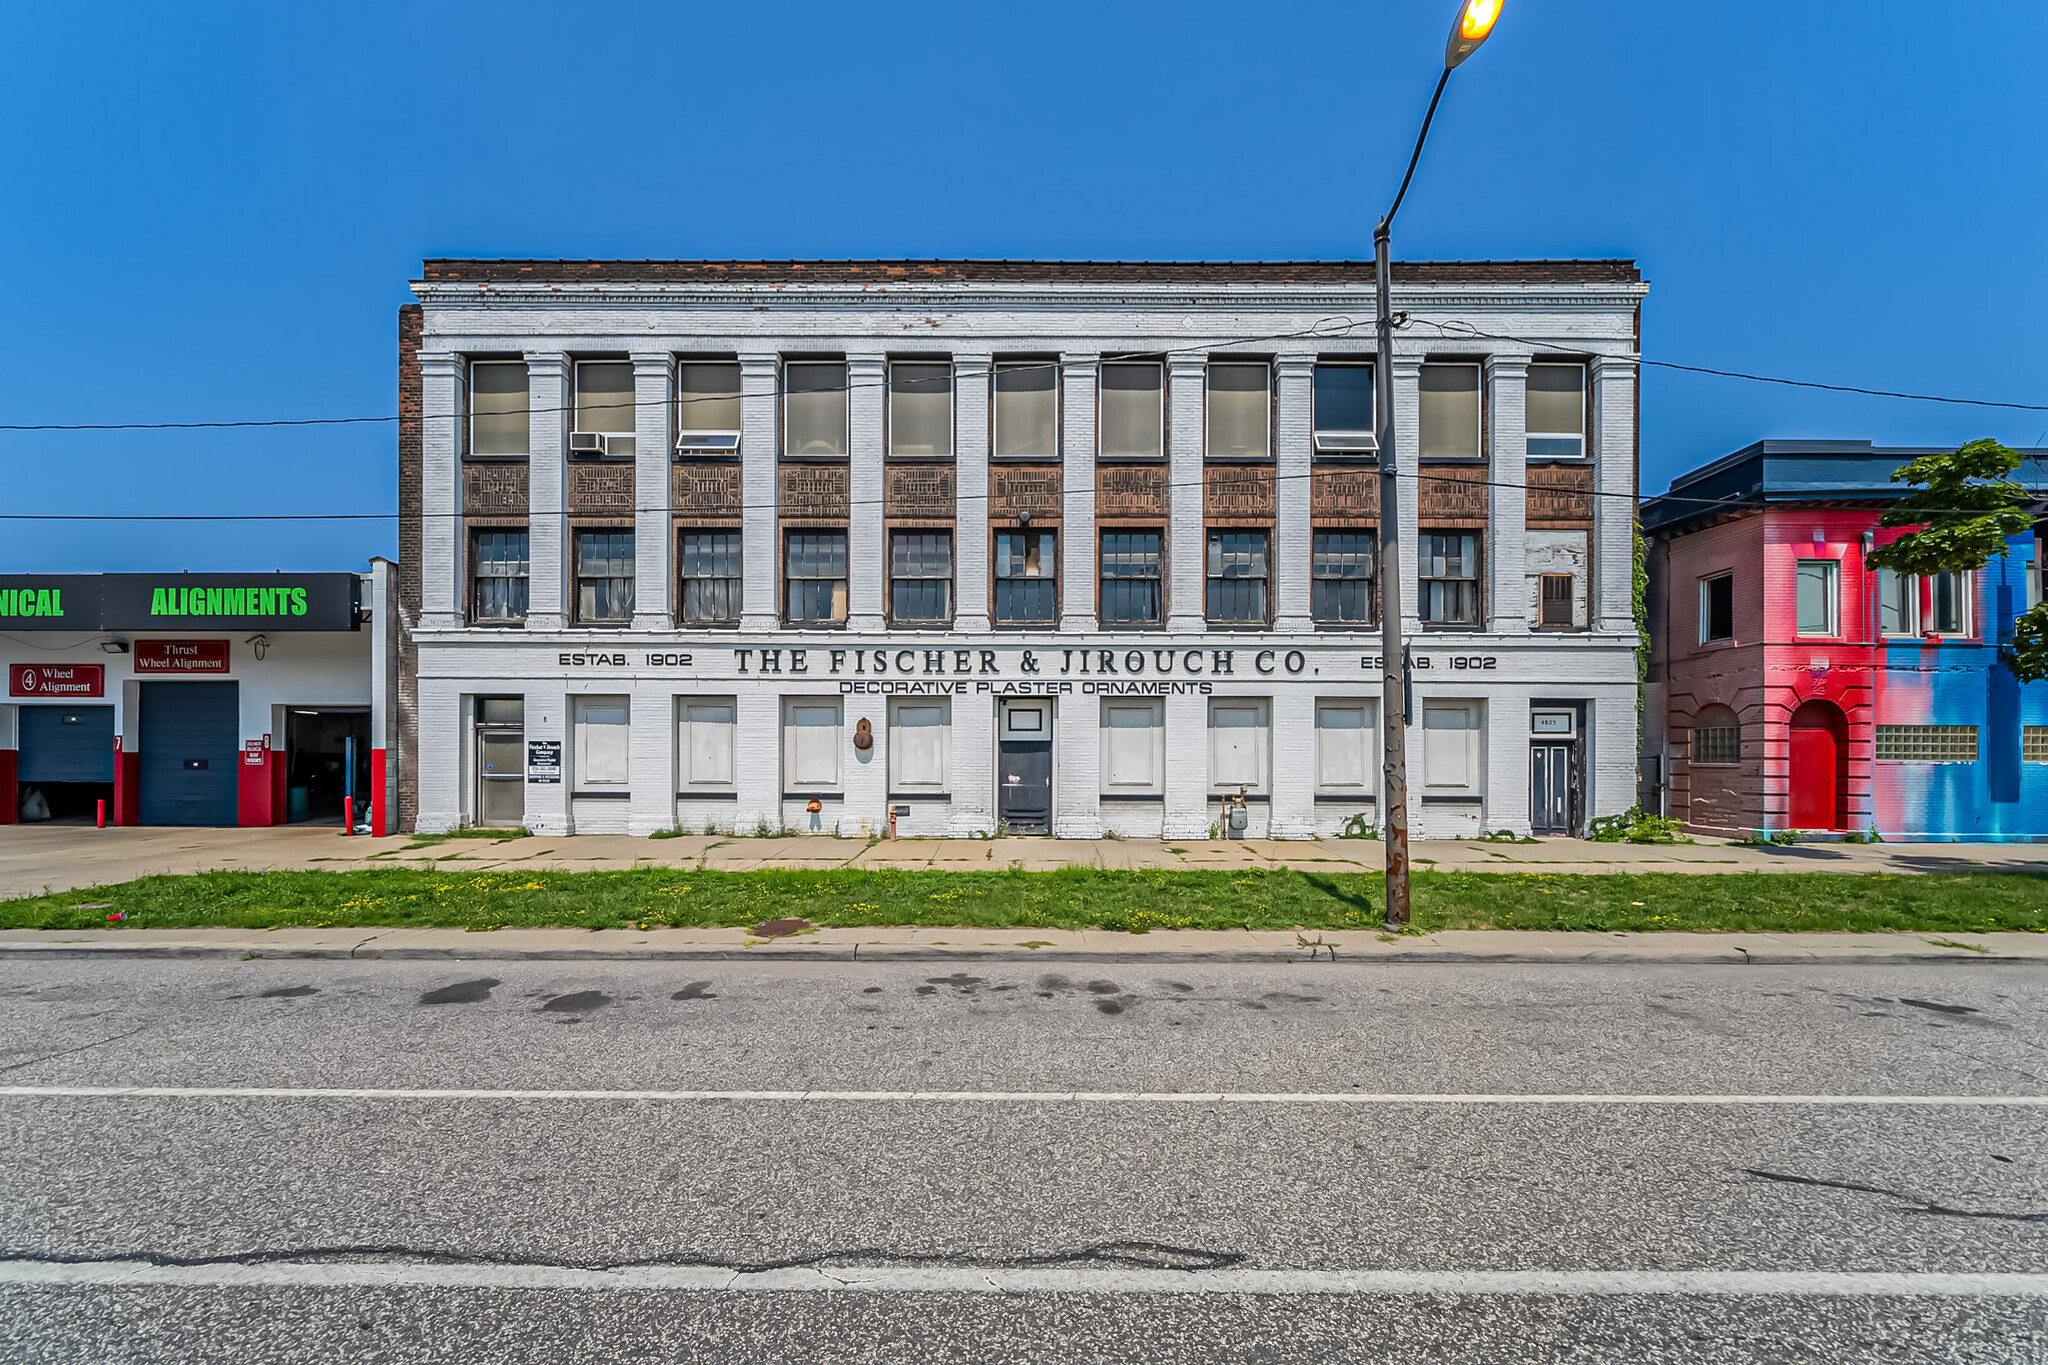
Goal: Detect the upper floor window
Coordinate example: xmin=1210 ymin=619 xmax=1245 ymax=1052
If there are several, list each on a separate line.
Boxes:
xmin=994 ymin=361 xmax=1058 ymax=459
xmin=784 ymin=361 xmax=848 ymax=457
xmin=678 ymin=530 xmax=741 ymax=627
xmin=1313 ymin=363 xmax=1377 ymax=454
xmin=471 ymin=529 xmax=529 ymax=624
xmin=1207 ymin=362 xmax=1270 ymax=459
xmin=1526 ymin=361 xmax=1587 ymax=458
xmin=1878 ymin=567 xmax=1972 ymax=637
xmin=575 ymin=530 xmax=635 ymax=625
xmin=1539 ymin=573 xmax=1574 ymax=628
xmin=1877 ymin=566 xmax=1915 ymax=636
xmin=890 ymin=530 xmax=953 ymax=627
xmin=1699 ymin=571 xmax=1734 ymax=643
xmin=889 ymin=362 xmax=953 ymax=457
xmin=470 ymin=360 xmax=529 ymax=457
xmin=1419 ymin=532 xmax=1481 ymax=626
xmin=1100 ymin=530 xmax=1163 ymax=627
xmin=1795 ymin=559 xmax=1839 ymax=637
xmin=1929 ymin=570 xmax=1971 ymax=635
xmin=1311 ymin=530 xmax=1375 ymax=625
xmin=572 ymin=360 xmax=635 ymax=458
xmin=1098 ymin=362 xmax=1162 ymax=459
xmin=1206 ymin=530 xmax=1270 ymax=626
xmin=994 ymin=530 xmax=1057 ymax=625
xmin=785 ymin=531 xmax=848 ymax=626
xmin=676 ymin=361 xmax=742 ymax=455
xmin=1418 ymin=363 xmax=1480 ymax=460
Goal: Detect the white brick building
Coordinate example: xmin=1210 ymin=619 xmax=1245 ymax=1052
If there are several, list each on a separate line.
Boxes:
xmin=392 ymin=259 xmax=1645 ymax=840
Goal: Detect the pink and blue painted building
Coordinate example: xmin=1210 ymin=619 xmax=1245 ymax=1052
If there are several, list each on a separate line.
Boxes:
xmin=1642 ymin=441 xmax=2048 ymax=841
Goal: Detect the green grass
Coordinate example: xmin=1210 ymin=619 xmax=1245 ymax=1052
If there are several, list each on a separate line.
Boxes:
xmin=3 ymin=868 xmax=2046 ymax=936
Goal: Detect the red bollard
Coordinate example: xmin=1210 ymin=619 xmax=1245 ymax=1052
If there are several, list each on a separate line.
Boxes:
xmin=97 ymin=799 xmax=107 ymax=830
xmin=343 ymin=797 xmax=354 ymax=836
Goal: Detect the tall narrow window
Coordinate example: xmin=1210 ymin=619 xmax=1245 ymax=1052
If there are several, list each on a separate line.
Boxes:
xmin=1312 ymin=363 xmax=1376 ymax=454
xmin=1207 ymin=362 xmax=1270 ymax=459
xmin=1796 ymin=560 xmax=1838 ymax=637
xmin=784 ymin=362 xmax=848 ymax=457
xmin=676 ymin=362 xmax=742 ymax=454
xmin=888 ymin=362 xmax=953 ymax=457
xmin=1311 ymin=531 xmax=1375 ymax=625
xmin=994 ymin=361 xmax=1058 ymax=459
xmin=1699 ymin=572 xmax=1734 ymax=643
xmin=1100 ymin=530 xmax=1164 ymax=627
xmin=994 ymin=530 xmax=1057 ymax=625
xmin=470 ymin=360 xmax=529 ymax=457
xmin=573 ymin=360 xmax=635 ymax=457
xmin=1205 ymin=530 xmax=1269 ymax=625
xmin=1419 ymin=532 xmax=1481 ymax=626
xmin=1539 ymin=573 xmax=1574 ymax=628
xmin=1930 ymin=571 xmax=1971 ymax=635
xmin=678 ymin=531 xmax=741 ymax=626
xmin=1526 ymin=362 xmax=1587 ymax=457
xmin=471 ymin=529 xmax=530 ymax=623
xmin=1877 ymin=566 xmax=1916 ymax=635
xmin=784 ymin=531 xmax=848 ymax=626
xmin=1418 ymin=363 xmax=1481 ymax=460
xmin=890 ymin=531 xmax=953 ymax=627
xmin=575 ymin=531 xmax=635 ymax=624
xmin=1098 ymin=362 xmax=1162 ymax=459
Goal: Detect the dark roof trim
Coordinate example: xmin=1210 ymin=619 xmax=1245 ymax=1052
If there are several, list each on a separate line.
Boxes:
xmin=419 ymin=258 xmax=1642 ymax=287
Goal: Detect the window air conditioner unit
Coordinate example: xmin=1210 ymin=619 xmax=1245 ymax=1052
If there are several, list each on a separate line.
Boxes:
xmin=570 ymin=431 xmax=611 ymax=457
xmin=1313 ymin=430 xmax=1379 ymax=454
xmin=675 ymin=430 xmax=743 ymax=455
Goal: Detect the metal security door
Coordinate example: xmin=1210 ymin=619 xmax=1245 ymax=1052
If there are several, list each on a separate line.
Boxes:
xmin=17 ymin=706 xmax=115 ymax=783
xmin=1530 ymin=741 xmax=1575 ymax=835
xmin=139 ymin=681 xmax=239 ymax=826
xmin=996 ymin=701 xmax=1052 ymax=835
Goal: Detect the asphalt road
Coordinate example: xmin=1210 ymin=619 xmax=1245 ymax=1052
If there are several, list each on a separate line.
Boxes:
xmin=2 ymin=955 xmax=2045 ymax=1362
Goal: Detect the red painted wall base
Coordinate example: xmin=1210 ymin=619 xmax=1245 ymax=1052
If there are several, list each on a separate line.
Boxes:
xmin=238 ymin=749 xmax=277 ymax=827
xmin=0 ymin=749 xmax=17 ymax=824
xmin=113 ymin=749 xmax=140 ymax=826
xmin=371 ymin=748 xmax=388 ymax=838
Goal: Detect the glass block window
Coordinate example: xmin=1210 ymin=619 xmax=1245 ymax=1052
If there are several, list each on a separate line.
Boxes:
xmin=1312 ymin=530 xmax=1375 ymax=625
xmin=1100 ymin=530 xmax=1164 ymax=627
xmin=574 ymin=530 xmax=635 ymax=625
xmin=1692 ymin=704 xmax=1741 ymax=765
xmin=1419 ymin=532 xmax=1481 ymax=626
xmin=679 ymin=531 xmax=741 ymax=626
xmin=1205 ymin=530 xmax=1269 ymax=625
xmin=784 ymin=531 xmax=849 ymax=626
xmin=471 ymin=529 xmax=529 ymax=623
xmin=2025 ymin=727 xmax=2048 ymax=764
xmin=994 ymin=530 xmax=1056 ymax=625
xmin=890 ymin=530 xmax=953 ymax=627
xmin=1875 ymin=725 xmax=1979 ymax=762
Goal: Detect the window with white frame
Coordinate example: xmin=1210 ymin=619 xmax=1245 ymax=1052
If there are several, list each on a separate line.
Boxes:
xmin=1208 ymin=699 xmax=1270 ymax=793
xmin=676 ymin=361 xmax=742 ymax=454
xmin=1098 ymin=362 xmax=1163 ymax=459
xmin=1796 ymin=559 xmax=1838 ymax=637
xmin=1421 ymin=701 xmax=1482 ymax=794
xmin=1312 ymin=363 xmax=1376 ymax=454
xmin=677 ymin=699 xmax=736 ymax=789
xmin=1929 ymin=570 xmax=1971 ymax=635
xmin=784 ymin=361 xmax=848 ymax=457
xmin=1315 ymin=700 xmax=1378 ymax=797
xmin=573 ymin=360 xmax=636 ymax=458
xmin=1877 ymin=566 xmax=1916 ymax=636
xmin=1526 ymin=361 xmax=1587 ymax=457
xmin=1099 ymin=698 xmax=1165 ymax=795
xmin=889 ymin=361 xmax=953 ymax=457
xmin=1207 ymin=362 xmax=1270 ymax=459
xmin=572 ymin=696 xmax=630 ymax=793
xmin=470 ymin=360 xmax=529 ymax=457
xmin=1699 ymin=571 xmax=1734 ymax=643
xmin=994 ymin=361 xmax=1058 ymax=459
xmin=888 ymin=699 xmax=950 ymax=793
xmin=1418 ymin=363 xmax=1481 ymax=460
xmin=782 ymin=699 xmax=843 ymax=791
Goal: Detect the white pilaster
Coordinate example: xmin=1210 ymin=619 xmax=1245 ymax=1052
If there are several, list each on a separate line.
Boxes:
xmin=949 ymin=690 xmax=995 ymax=836
xmin=1392 ymin=358 xmax=1424 ymax=634
xmin=1275 ymin=356 xmax=1314 ymax=631
xmin=1168 ymin=359 xmax=1206 ymax=633
xmin=1162 ymin=688 xmax=1211 ymax=838
xmin=734 ymin=690 xmax=780 ymax=831
xmin=1592 ymin=356 xmax=1639 ymax=634
xmin=420 ymin=353 xmax=464 ymax=630
xmin=740 ymin=355 xmax=780 ymax=634
xmin=1486 ymin=688 xmax=1532 ymax=836
xmin=1058 ymin=354 xmax=1099 ymax=634
xmin=1053 ymin=693 xmax=1102 ymax=838
xmin=525 ymin=354 xmax=569 ymax=631
xmin=954 ymin=356 xmax=992 ymax=633
xmin=415 ymin=677 xmax=464 ymax=833
xmin=843 ymin=687 xmax=886 ymax=838
xmin=632 ymin=353 xmax=673 ymax=630
xmin=628 ymin=684 xmax=675 ymax=836
xmin=1486 ymin=355 xmax=1530 ymax=635
xmin=847 ymin=355 xmax=887 ymax=632
xmin=1269 ymin=688 xmax=1315 ymax=838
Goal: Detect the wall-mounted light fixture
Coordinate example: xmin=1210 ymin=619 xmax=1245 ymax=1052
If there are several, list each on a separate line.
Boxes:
xmin=246 ymin=634 xmax=270 ymax=661
xmin=99 ymin=638 xmax=129 ymax=655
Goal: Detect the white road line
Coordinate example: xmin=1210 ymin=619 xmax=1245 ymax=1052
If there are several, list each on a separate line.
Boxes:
xmin=1 ymin=1085 xmax=2045 ymax=1106
xmin=2 ymin=1261 xmax=2045 ymax=1297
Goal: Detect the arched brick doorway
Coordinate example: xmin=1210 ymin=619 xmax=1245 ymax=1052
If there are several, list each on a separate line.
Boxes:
xmin=1787 ymin=699 xmax=1848 ymax=830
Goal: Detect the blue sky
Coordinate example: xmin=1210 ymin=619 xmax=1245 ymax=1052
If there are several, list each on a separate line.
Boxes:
xmin=2 ymin=1 xmax=2043 ymax=572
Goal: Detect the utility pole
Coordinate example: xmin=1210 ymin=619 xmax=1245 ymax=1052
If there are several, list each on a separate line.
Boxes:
xmin=1378 ymin=0 xmax=1505 ymax=929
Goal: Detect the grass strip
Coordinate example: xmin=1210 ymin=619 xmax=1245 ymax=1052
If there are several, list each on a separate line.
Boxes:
xmin=3 ymin=867 xmax=2045 ymax=936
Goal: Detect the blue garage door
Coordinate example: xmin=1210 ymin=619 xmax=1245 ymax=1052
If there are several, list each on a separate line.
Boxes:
xmin=139 ymin=681 xmax=239 ymax=826
xmin=18 ymin=706 xmax=115 ymax=783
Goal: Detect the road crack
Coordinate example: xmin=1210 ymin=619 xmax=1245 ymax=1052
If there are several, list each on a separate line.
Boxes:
xmin=1742 ymin=1168 xmax=2048 ymax=1224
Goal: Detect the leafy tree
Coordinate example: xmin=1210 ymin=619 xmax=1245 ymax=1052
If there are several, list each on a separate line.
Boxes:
xmin=1864 ymin=438 xmax=2046 ymax=682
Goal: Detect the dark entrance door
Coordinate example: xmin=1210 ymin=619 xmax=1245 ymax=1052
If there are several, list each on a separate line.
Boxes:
xmin=139 ymin=681 xmax=239 ymax=826
xmin=996 ymin=700 xmax=1052 ymax=835
xmin=1531 ymin=741 xmax=1577 ymax=835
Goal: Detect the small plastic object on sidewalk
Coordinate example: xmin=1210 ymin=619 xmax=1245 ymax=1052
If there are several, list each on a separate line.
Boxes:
xmin=105 ymin=912 xmax=126 ymax=922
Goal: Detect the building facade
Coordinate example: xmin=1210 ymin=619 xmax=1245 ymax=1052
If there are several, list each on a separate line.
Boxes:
xmin=1642 ymin=441 xmax=2048 ymax=840
xmin=1 ymin=571 xmax=379 ymax=828
xmin=396 ymin=259 xmax=1646 ymax=840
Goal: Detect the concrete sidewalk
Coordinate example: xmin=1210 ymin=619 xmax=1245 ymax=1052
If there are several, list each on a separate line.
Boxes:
xmin=1 ymin=924 xmax=2042 ymax=966
xmin=3 ymin=824 xmax=2044 ymax=901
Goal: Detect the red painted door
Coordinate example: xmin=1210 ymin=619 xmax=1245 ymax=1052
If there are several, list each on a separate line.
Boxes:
xmin=1788 ymin=703 xmax=1841 ymax=830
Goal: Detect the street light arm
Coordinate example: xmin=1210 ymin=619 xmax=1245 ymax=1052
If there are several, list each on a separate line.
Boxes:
xmin=1380 ymin=68 xmax=1452 ymax=235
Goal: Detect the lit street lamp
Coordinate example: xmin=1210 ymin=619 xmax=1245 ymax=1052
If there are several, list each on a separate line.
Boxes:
xmin=1378 ymin=0 xmax=1504 ymax=928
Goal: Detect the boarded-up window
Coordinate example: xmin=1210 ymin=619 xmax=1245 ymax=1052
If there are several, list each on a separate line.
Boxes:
xmin=889 ymin=700 xmax=950 ymax=791
xmin=679 ymin=700 xmax=735 ymax=787
xmin=784 ymin=701 xmax=843 ymax=789
xmin=1422 ymin=702 xmax=1481 ymax=792
xmin=573 ymin=696 xmax=630 ymax=790
xmin=1208 ymin=700 xmax=1269 ymax=791
xmin=1101 ymin=699 xmax=1164 ymax=793
xmin=1316 ymin=701 xmax=1376 ymax=795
